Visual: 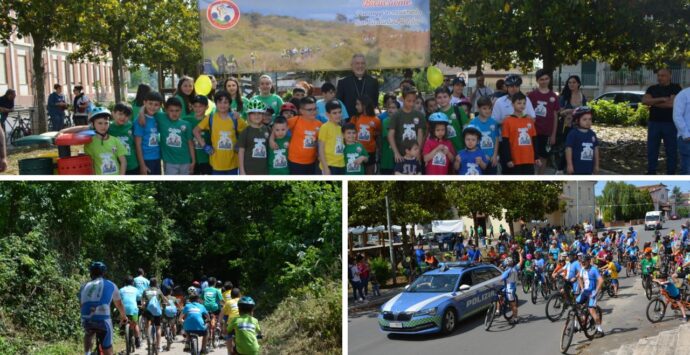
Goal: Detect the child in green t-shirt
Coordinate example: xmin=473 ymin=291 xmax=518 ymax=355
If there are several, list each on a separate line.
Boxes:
xmin=189 ymin=95 xmax=212 ymax=175
xmin=227 ymin=296 xmax=262 ymax=355
xmin=109 ymin=102 xmax=138 ymax=175
xmin=238 ymin=99 xmax=270 ymax=175
xmin=343 ymin=122 xmax=368 ymax=175
xmin=268 ymin=116 xmax=290 ymax=175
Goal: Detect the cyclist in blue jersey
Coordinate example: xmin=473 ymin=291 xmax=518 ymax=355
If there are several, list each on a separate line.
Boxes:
xmin=161 ymin=276 xmax=174 ymax=295
xmin=577 ymin=255 xmax=604 ymax=337
xmin=79 ymin=262 xmax=127 ymax=355
xmin=182 ymin=287 xmax=209 ymax=352
xmin=133 ymin=268 xmax=150 ymax=302
xmin=566 ymin=252 xmax=582 ymax=295
xmin=500 ymin=252 xmax=524 ymax=324
xmin=534 ymin=251 xmax=546 ymax=285
xmin=119 ymin=276 xmax=142 ymax=348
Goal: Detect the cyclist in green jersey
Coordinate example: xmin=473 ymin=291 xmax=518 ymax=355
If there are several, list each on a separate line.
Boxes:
xmin=202 ymin=276 xmax=224 ymax=346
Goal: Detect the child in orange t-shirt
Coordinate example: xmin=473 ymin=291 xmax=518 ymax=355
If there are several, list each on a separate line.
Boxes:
xmin=270 ymin=97 xmax=322 ymax=175
xmin=350 ymin=96 xmax=381 ymax=175
xmin=500 ymin=92 xmax=541 ymax=175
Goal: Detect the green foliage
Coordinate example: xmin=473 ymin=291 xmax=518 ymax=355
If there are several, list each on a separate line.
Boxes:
xmin=369 ymin=257 xmax=393 ymax=287
xmin=590 ymin=100 xmax=649 ymax=126
xmin=677 ymin=206 xmax=690 ymax=218
xmin=599 ymin=182 xmax=654 ymax=222
xmin=0 ymin=181 xmax=341 ymax=351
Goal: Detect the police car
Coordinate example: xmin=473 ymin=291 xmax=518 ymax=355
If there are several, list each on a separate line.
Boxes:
xmin=378 ymin=261 xmax=504 ymax=335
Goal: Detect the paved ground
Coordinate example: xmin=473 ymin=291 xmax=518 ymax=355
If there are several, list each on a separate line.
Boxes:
xmin=348 ymin=220 xmax=689 ymax=355
xmin=119 ymin=333 xmax=228 ymax=355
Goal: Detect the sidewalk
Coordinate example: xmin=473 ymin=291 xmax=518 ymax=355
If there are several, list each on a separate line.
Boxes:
xmin=348 ymin=285 xmax=406 ymax=313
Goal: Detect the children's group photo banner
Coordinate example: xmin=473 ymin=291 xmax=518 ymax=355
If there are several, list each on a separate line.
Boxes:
xmin=198 ymin=0 xmax=430 ymax=74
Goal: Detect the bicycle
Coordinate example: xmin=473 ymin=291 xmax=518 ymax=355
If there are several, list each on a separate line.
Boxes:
xmin=162 ymin=318 xmax=174 ymax=352
xmin=646 ymin=280 xmax=690 ymax=323
xmin=545 ymin=276 xmax=576 ymax=322
xmin=531 ymin=272 xmax=550 ymax=304
xmin=186 ymin=332 xmax=201 ymax=355
xmin=484 ymin=288 xmax=517 ymax=330
xmin=560 ymin=301 xmax=603 ymax=353
xmin=522 ymin=271 xmax=534 ymax=294
xmin=123 ymin=317 xmax=138 ymax=354
xmin=9 ymin=114 xmax=32 ymax=146
xmin=146 ymin=319 xmax=158 ymax=355
xmin=641 ymin=271 xmax=657 ymax=300
xmin=212 ymin=320 xmax=223 ymax=349
xmin=597 ymin=273 xmax=616 ymax=301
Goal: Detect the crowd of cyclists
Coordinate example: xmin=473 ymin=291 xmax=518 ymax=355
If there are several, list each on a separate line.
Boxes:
xmin=404 ymin=221 xmax=690 ymax=350
xmin=78 ymin=264 xmax=262 ymax=355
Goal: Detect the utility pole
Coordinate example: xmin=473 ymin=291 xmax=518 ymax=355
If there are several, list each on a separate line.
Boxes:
xmin=386 ymin=195 xmax=395 ymax=276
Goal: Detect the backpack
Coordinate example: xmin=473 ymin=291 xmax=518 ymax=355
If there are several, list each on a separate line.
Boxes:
xmin=145 ymin=291 xmax=162 ymax=316
xmin=164 ymin=298 xmax=177 ymax=318
xmin=614 ymin=261 xmax=622 ymax=273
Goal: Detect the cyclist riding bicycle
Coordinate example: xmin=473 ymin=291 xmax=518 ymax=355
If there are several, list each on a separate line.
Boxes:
xmin=141 ymin=277 xmax=167 ymax=353
xmin=576 ymin=255 xmax=605 ymax=337
xmin=566 ymin=252 xmax=582 ymax=295
xmin=79 ymin=262 xmax=127 ymax=355
xmin=626 ymin=241 xmax=639 ymax=272
xmin=598 ymin=254 xmax=619 ymax=297
xmin=162 ymin=287 xmax=180 ymax=342
xmin=120 ymin=276 xmax=142 ymax=348
xmin=534 ymin=252 xmax=546 ymax=285
xmin=227 ymin=296 xmax=262 ymax=355
xmin=182 ymin=287 xmax=210 ymax=352
xmin=500 ymin=254 xmax=524 ymax=324
xmin=202 ymin=277 xmax=225 ymax=345
xmin=133 ymin=268 xmax=150 ymax=302
xmin=652 ymin=273 xmax=688 ymax=323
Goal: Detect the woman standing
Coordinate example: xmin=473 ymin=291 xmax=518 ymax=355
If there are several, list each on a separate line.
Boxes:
xmin=174 ymin=76 xmax=197 ymax=121
xmin=223 ymin=77 xmax=248 ymax=119
xmin=556 ymin=75 xmax=588 ymax=172
xmin=256 ymin=75 xmax=284 ymax=120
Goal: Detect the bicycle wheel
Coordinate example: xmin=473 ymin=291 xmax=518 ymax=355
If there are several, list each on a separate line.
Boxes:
xmin=191 ymin=337 xmax=198 ymax=355
xmin=503 ymin=294 xmax=516 ymax=321
xmin=607 ymin=282 xmax=616 ymax=297
xmin=165 ymin=324 xmax=173 ymax=351
xmin=626 ymin=264 xmax=631 ymax=277
xmin=531 ymin=282 xmax=538 ymax=304
xmin=484 ymin=302 xmax=496 ymax=330
xmin=523 ymin=275 xmax=531 ymax=294
xmin=645 ymin=282 xmax=653 ymax=300
xmin=646 ymin=297 xmax=666 ymax=323
xmin=583 ymin=307 xmax=600 ymax=340
xmin=541 ymin=280 xmax=550 ymax=298
xmin=560 ymin=310 xmax=575 ymax=354
xmin=146 ymin=326 xmax=153 ymax=355
xmin=9 ymin=127 xmax=25 ymax=146
xmin=149 ymin=324 xmax=157 ymax=355
xmin=125 ymin=325 xmax=134 ymax=354
xmin=546 ymin=293 xmax=566 ymax=322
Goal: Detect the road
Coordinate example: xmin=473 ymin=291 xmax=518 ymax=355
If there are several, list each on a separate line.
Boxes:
xmin=120 ymin=334 xmax=228 ymax=355
xmin=349 ymin=220 xmax=689 ymax=355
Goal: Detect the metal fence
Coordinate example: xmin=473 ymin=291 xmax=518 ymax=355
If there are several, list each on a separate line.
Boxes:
xmin=604 ymin=68 xmax=690 ymax=86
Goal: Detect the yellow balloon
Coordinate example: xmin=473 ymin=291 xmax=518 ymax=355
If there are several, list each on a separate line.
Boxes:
xmin=195 ymin=75 xmax=213 ymax=96
xmin=427 ymin=66 xmax=444 ymax=88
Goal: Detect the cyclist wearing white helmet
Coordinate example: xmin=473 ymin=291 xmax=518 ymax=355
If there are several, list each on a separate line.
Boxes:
xmin=181 ymin=286 xmax=209 ymax=352
xmin=500 ymin=252 xmax=525 ymax=324
xmin=491 ymin=74 xmax=536 ymax=125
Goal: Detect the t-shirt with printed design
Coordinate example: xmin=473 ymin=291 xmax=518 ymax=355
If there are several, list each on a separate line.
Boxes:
xmin=268 ymin=136 xmax=290 ymax=175
xmin=238 ymin=125 xmax=270 ymax=175
xmin=350 ymin=115 xmax=381 ymax=153
xmin=184 ymin=116 xmax=211 ymax=164
xmin=195 ymin=112 xmax=248 ymax=171
xmin=458 ymin=148 xmax=489 ymax=175
xmin=228 ymin=314 xmax=261 ymax=355
xmin=84 ymin=136 xmax=126 ymax=175
xmin=155 ymin=115 xmax=194 ymax=165
xmin=528 ymin=89 xmax=560 ymax=136
xmin=565 ymin=128 xmax=598 ymax=174
xmin=344 ymin=142 xmax=369 ymax=175
xmin=133 ymin=114 xmax=161 ymax=160
xmin=287 ymin=116 xmax=322 ymax=164
xmin=468 ymin=117 xmax=500 ymax=160
xmin=501 ymin=114 xmax=537 ymax=166
xmin=256 ymin=94 xmax=284 ymax=119
xmin=440 ymin=106 xmax=469 ymax=151
xmin=109 ymin=121 xmax=138 ymax=170
xmin=422 ymin=138 xmax=455 ymax=175
xmin=317 ymin=121 xmax=345 ymax=168
xmin=389 ymin=110 xmax=426 ymax=154
xmin=394 ymin=158 xmax=421 ymax=175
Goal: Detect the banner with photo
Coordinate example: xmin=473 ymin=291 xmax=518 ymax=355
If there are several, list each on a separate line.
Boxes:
xmin=198 ymin=0 xmax=430 ymax=74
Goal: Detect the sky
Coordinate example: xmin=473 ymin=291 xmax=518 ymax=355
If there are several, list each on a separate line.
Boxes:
xmin=594 ymin=181 xmax=690 ymax=196
xmin=199 ymin=0 xmax=431 ymax=31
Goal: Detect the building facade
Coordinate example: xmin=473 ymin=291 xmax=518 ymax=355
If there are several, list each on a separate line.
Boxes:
xmin=637 ymin=184 xmax=672 ymax=214
xmin=1 ymin=31 xmax=117 ymax=108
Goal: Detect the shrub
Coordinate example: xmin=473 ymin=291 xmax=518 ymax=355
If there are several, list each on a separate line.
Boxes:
xmin=369 ymin=257 xmax=393 ymax=286
xmin=590 ymin=100 xmax=648 ymax=126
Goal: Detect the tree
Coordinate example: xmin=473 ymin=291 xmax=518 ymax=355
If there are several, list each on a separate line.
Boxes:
xmin=599 ymin=182 xmax=653 ymax=222
xmin=672 ymin=186 xmax=683 ymax=206
xmin=499 ymin=182 xmax=563 ymax=236
xmin=447 ymin=181 xmax=504 ymax=246
xmin=0 ymin=1 xmax=85 ymax=133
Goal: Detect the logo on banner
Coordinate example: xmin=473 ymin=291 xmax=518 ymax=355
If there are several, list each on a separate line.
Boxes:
xmin=207 ymin=0 xmax=241 ymax=30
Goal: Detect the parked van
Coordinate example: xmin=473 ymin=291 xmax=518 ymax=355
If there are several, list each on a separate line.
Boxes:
xmin=645 ymin=211 xmax=663 ymax=230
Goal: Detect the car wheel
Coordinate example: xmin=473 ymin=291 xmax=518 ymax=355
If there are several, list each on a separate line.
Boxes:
xmin=441 ymin=308 xmax=456 ymax=335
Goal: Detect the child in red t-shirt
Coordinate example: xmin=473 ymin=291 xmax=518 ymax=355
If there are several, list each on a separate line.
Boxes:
xmin=500 ymin=92 xmax=541 ymax=175
xmin=422 ymin=112 xmax=455 ymax=175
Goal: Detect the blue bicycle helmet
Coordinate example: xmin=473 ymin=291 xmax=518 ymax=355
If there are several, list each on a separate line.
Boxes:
xmin=90 ymin=261 xmax=107 ymax=273
xmin=428 ymin=112 xmax=450 ymax=124
xmin=89 ymin=107 xmax=112 ymax=122
xmin=238 ymin=296 xmax=255 ymax=306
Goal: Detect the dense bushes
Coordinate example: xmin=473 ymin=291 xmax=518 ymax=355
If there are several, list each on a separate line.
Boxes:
xmin=591 ymin=100 xmax=649 ymax=126
xmin=369 ymin=257 xmax=393 ymax=287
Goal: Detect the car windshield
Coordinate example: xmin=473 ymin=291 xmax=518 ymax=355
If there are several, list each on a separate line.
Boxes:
xmin=406 ymin=274 xmax=458 ymax=293
xmin=646 ymin=216 xmax=659 ymax=222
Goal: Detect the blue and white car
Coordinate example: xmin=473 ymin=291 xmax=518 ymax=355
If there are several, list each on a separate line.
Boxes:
xmin=378 ymin=261 xmax=504 ymax=335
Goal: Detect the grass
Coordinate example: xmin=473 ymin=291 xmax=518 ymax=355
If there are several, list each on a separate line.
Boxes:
xmin=2 ymin=145 xmax=84 ymax=175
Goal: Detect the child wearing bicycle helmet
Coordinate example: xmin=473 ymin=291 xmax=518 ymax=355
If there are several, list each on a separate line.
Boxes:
xmin=238 ymin=98 xmax=269 ymax=175
xmin=423 ymin=112 xmax=455 ymax=175
xmin=227 ymin=296 xmax=262 ymax=355
xmin=565 ymin=106 xmax=599 ymax=175
xmin=181 ymin=290 xmax=209 ymax=351
xmin=653 ymin=273 xmax=687 ymax=322
xmin=84 ymin=107 xmax=127 ymax=175
xmin=455 ymin=126 xmax=488 ymax=175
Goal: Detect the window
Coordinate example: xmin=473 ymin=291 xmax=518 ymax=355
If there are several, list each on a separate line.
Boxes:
xmin=0 ymin=54 xmax=6 ymax=84
xmin=53 ymin=59 xmax=59 ymax=83
xmin=459 ymin=272 xmax=473 ymax=288
xmin=471 ymin=269 xmax=491 ymax=284
xmin=581 ymin=60 xmax=597 ymax=86
xmin=66 ymin=62 xmax=73 ymax=84
xmin=17 ymin=55 xmax=28 ymax=85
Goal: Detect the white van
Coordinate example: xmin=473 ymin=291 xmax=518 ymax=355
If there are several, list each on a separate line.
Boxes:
xmin=645 ymin=211 xmax=663 ymax=230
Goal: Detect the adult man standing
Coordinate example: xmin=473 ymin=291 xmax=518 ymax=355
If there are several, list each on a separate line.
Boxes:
xmin=673 ymin=85 xmax=690 ymax=174
xmin=643 ymin=68 xmax=682 ymax=174
xmin=337 ymin=54 xmax=380 ymax=117
xmin=47 ymin=84 xmax=68 ymax=131
xmin=0 ymin=117 xmax=6 ymax=172
xmin=471 ymin=74 xmax=494 ymax=113
xmin=0 ymin=89 xmax=16 ymax=134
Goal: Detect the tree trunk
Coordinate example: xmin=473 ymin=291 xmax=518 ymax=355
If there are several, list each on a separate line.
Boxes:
xmin=472 ymin=212 xmax=479 ymax=247
xmin=542 ymin=47 xmax=556 ymax=91
xmin=31 ymin=35 xmax=47 ymax=133
xmin=111 ymin=44 xmax=122 ymax=103
xmin=475 ymin=60 xmax=483 ymax=76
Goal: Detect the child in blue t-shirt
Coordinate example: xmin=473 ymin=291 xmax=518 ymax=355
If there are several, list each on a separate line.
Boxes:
xmin=653 ymin=273 xmax=687 ymax=322
xmin=468 ymin=97 xmax=500 ymax=174
xmin=565 ymin=107 xmax=599 ymax=175
xmin=316 ymin=82 xmax=349 ymax=123
xmin=134 ymin=91 xmax=164 ymax=175
xmin=455 ymin=127 xmax=489 ymax=175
